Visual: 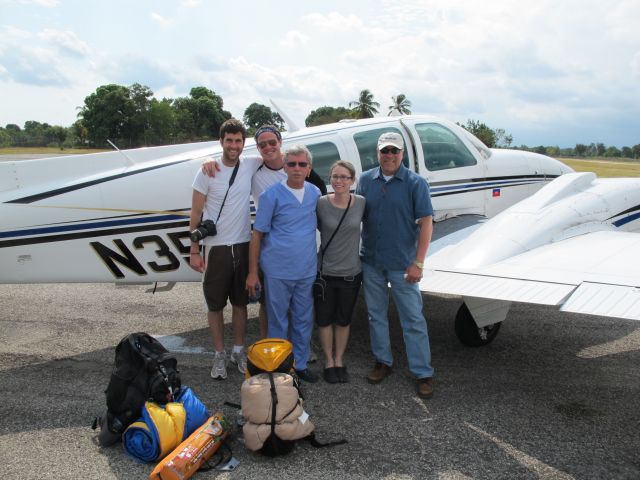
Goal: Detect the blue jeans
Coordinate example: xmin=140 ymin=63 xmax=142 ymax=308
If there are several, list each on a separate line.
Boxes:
xmin=264 ymin=275 xmax=315 ymax=370
xmin=362 ymin=262 xmax=434 ymax=378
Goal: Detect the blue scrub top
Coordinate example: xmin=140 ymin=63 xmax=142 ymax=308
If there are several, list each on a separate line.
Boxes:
xmin=356 ymin=164 xmax=433 ymax=270
xmin=254 ymin=182 xmax=320 ymax=279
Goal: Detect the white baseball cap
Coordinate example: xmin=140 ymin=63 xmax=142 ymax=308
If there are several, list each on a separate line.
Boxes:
xmin=377 ymin=132 xmax=404 ymax=150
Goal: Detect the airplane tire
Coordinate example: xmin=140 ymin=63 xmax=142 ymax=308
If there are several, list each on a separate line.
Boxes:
xmin=454 ymin=303 xmax=501 ymax=347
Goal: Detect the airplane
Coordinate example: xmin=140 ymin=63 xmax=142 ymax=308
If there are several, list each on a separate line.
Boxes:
xmin=2 ymin=115 xmax=638 ymax=347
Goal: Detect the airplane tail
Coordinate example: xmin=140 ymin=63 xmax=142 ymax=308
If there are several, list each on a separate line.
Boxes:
xmin=270 ymin=99 xmax=299 ymax=133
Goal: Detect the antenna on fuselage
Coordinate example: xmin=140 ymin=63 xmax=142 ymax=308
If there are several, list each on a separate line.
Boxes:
xmin=107 ymin=139 xmax=135 ymax=167
xmin=269 ymin=99 xmax=299 ymax=133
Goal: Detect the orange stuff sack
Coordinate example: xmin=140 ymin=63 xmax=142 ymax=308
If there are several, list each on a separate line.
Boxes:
xmin=148 ymin=413 xmax=230 ymax=480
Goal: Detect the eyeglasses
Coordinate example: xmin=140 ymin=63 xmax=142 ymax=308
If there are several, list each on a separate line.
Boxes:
xmin=380 ymin=147 xmax=401 ymax=154
xmin=331 ymin=175 xmax=352 ymax=181
xmin=257 ymin=139 xmax=278 ymax=149
xmin=286 ymin=161 xmax=309 ymax=168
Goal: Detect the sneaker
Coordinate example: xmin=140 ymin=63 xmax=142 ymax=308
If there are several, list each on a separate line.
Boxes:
xmin=229 ymin=348 xmax=247 ymax=374
xmin=367 ymin=362 xmax=392 ymax=384
xmin=295 ymin=368 xmax=319 ymax=383
xmin=308 ymin=350 xmax=318 ymax=363
xmin=417 ymin=377 xmax=434 ymax=399
xmin=335 ymin=366 xmax=349 ymax=383
xmin=210 ymin=351 xmax=228 ymax=380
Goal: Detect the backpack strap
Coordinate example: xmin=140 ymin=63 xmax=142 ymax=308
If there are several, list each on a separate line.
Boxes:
xmin=305 ymin=431 xmax=347 ymax=449
xmin=267 ymin=372 xmax=278 ymax=439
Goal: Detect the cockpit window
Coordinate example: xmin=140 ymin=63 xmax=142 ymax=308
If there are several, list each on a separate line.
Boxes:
xmin=353 ymin=127 xmax=409 ymax=172
xmin=416 ymin=123 xmax=477 ymax=171
xmin=306 ymin=141 xmax=341 ymax=184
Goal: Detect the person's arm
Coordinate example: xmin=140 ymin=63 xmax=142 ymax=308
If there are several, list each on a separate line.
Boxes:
xmin=246 ymin=230 xmax=263 ymax=296
xmin=405 ymin=216 xmax=433 ymax=283
xmin=189 ymin=190 xmax=207 ymax=272
xmin=201 ymin=157 xmax=221 ymax=177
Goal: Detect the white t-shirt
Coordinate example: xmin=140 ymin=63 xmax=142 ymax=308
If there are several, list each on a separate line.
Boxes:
xmin=192 ymin=155 xmax=261 ymax=246
xmin=252 ymin=164 xmax=286 ymax=210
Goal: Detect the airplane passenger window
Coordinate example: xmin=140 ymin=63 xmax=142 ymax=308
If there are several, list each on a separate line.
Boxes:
xmin=353 ymin=128 xmax=410 ymax=172
xmin=416 ymin=123 xmax=477 ymax=171
xmin=306 ymin=141 xmax=341 ymax=185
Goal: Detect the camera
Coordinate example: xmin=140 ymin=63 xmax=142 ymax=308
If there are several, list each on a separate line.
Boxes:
xmin=190 ymin=219 xmax=217 ymax=242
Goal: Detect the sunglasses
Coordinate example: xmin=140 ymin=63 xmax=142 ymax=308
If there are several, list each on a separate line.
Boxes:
xmin=257 ymin=139 xmax=278 ymax=149
xmin=331 ymin=175 xmax=352 ymax=181
xmin=380 ymin=147 xmax=401 ymax=154
xmin=286 ymin=161 xmax=309 ymax=168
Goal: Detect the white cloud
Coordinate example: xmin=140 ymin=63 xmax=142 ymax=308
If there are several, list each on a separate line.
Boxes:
xmin=14 ymin=0 xmax=59 ymax=5
xmin=632 ymin=52 xmax=640 ymax=79
xmin=38 ymin=29 xmax=90 ymax=57
xmin=151 ymin=12 xmax=173 ymax=28
xmin=279 ymin=30 xmax=309 ymax=48
xmin=181 ymin=0 xmax=201 ymax=6
xmin=302 ymin=12 xmax=367 ymax=32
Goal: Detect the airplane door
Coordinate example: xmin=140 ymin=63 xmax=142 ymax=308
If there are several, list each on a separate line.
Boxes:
xmin=400 ymin=119 xmax=486 ymax=219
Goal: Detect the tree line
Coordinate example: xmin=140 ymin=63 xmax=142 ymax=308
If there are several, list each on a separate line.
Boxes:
xmin=1 ymin=84 xmax=638 ymax=159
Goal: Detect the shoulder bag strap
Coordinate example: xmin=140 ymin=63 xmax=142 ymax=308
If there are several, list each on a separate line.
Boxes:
xmin=214 ymin=161 xmax=240 ymax=224
xmin=319 ymin=194 xmax=351 ymax=274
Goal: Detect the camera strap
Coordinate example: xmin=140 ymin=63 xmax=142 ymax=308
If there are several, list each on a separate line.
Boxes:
xmin=214 ymin=160 xmax=240 ymax=224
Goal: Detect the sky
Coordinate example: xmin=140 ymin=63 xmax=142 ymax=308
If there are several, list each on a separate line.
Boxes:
xmin=1 ymin=0 xmax=639 ymax=148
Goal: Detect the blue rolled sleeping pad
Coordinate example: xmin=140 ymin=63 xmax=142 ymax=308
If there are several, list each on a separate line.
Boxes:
xmin=122 ymin=386 xmax=210 ymax=463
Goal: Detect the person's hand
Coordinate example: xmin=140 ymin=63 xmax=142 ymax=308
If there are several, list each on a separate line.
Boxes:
xmin=202 ymin=157 xmax=221 ymax=177
xmin=189 ymin=253 xmax=205 ymax=273
xmin=246 ymin=272 xmax=260 ymax=296
xmin=405 ymin=262 xmax=423 ymax=283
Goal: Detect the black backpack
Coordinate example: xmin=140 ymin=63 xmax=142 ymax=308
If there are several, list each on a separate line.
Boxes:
xmin=93 ymin=332 xmax=181 ymax=446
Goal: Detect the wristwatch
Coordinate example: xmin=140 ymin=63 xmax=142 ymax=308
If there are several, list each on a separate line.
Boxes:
xmin=414 ymin=260 xmax=424 ymax=269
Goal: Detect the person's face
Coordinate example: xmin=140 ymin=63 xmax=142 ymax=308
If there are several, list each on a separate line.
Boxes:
xmin=256 ymin=131 xmax=282 ymax=166
xmin=220 ymin=132 xmax=245 ymax=162
xmin=284 ymin=152 xmax=311 ymax=187
xmin=378 ymin=145 xmax=403 ymax=176
xmin=330 ymin=165 xmax=354 ymax=194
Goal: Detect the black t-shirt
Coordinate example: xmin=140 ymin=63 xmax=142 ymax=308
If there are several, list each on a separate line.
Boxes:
xmin=306 ymin=169 xmax=327 ymax=195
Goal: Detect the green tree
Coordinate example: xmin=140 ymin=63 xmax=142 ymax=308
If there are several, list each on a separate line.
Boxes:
xmin=388 ymin=93 xmax=412 ymax=115
xmin=632 ymin=144 xmax=640 ymax=159
xmin=458 ymin=119 xmax=497 ymax=147
xmin=0 ymin=128 xmax=11 ymax=147
xmin=243 ymin=103 xmax=284 ymax=135
xmin=349 ymin=89 xmax=380 ymax=118
xmin=494 ymin=128 xmax=513 ymax=148
xmin=574 ymin=144 xmax=588 ymax=156
xmin=173 ymin=87 xmax=231 ymax=140
xmin=148 ymin=98 xmax=176 ymax=145
xmin=78 ymin=84 xmax=136 ymax=147
xmin=604 ymin=146 xmax=621 ymax=157
xmin=129 ymin=83 xmax=154 ymax=146
xmin=621 ymin=146 xmax=633 ymax=158
xmin=596 ymin=143 xmax=606 ymax=156
xmin=50 ymin=126 xmax=68 ymax=149
xmin=305 ymin=106 xmax=353 ymax=127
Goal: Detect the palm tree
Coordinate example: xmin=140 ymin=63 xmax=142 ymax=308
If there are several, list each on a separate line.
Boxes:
xmin=388 ymin=94 xmax=412 ymax=116
xmin=349 ymin=89 xmax=380 ymax=119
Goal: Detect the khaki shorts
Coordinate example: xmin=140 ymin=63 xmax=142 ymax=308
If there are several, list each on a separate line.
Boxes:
xmin=202 ymin=242 xmax=249 ymax=312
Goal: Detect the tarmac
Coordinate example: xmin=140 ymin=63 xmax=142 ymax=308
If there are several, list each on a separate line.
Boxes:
xmin=1 ymin=282 xmax=639 ymax=480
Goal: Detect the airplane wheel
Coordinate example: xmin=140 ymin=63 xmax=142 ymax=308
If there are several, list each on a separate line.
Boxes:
xmin=454 ymin=303 xmax=501 ymax=347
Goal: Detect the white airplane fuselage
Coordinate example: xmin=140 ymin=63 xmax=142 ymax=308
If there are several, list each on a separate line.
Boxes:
xmin=1 ymin=115 xmax=573 ymax=284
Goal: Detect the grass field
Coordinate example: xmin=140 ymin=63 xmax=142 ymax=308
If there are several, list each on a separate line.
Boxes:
xmin=0 ymin=147 xmax=107 ymax=155
xmin=557 ymin=157 xmax=640 ymax=177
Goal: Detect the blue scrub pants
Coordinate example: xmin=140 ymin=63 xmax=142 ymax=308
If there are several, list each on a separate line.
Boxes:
xmin=264 ymin=275 xmax=315 ymax=370
xmin=362 ymin=262 xmax=434 ymax=379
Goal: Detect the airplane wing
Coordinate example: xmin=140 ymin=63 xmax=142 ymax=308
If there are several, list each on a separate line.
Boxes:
xmin=422 ymin=228 xmax=640 ymax=320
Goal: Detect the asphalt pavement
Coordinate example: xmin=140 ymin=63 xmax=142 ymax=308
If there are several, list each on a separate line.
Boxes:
xmin=1 ymin=282 xmax=639 ymax=480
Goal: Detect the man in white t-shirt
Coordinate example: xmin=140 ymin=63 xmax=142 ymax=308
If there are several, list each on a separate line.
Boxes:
xmin=202 ymin=125 xmax=326 ymax=339
xmin=189 ymin=119 xmax=261 ymax=380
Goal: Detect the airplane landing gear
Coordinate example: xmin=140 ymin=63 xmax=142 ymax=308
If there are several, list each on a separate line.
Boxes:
xmin=454 ymin=303 xmax=502 ymax=347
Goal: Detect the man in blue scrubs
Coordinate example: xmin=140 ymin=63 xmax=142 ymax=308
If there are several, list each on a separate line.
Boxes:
xmin=356 ymin=132 xmax=435 ymax=398
xmin=246 ymin=144 xmax=321 ymax=383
